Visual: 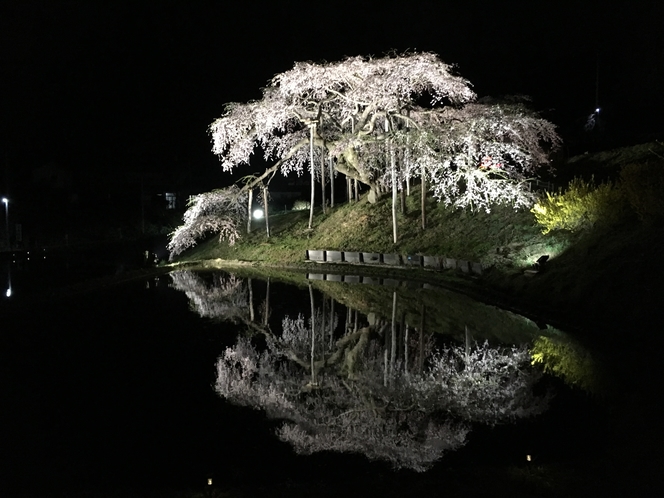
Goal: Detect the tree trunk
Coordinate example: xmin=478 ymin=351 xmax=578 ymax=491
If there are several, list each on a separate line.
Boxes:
xmin=329 ymin=298 xmax=335 ymax=347
xmin=308 ymin=124 xmax=315 ymax=229
xmin=329 ymin=157 xmax=335 ymax=208
xmin=421 ymin=165 xmax=427 ymax=230
xmin=247 ymin=188 xmax=253 ymax=233
xmin=321 ymin=297 xmax=326 ymax=362
xmin=404 ymin=324 xmax=409 ymax=379
xmin=248 ymin=278 xmax=254 ymax=322
xmin=405 ymin=122 xmax=411 ymax=198
xmin=391 ymin=145 xmax=398 ymax=244
xmin=262 ymin=185 xmax=270 ymax=238
xmin=390 ymin=291 xmax=397 ymax=379
xmin=465 ymin=325 xmax=471 ymax=365
xmin=383 ymin=333 xmax=389 ymax=388
xmin=398 ymin=143 xmax=406 ymax=213
xmin=309 ymin=283 xmax=316 ymax=385
xmin=321 ymin=296 xmax=327 ymax=357
xmin=263 ymin=277 xmax=270 ymax=326
xmin=419 ymin=304 xmax=425 ymax=374
xmin=320 ymin=145 xmax=326 ymax=214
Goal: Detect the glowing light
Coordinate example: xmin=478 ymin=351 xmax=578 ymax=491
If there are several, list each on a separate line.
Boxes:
xmin=526 ymin=454 xmax=532 ymax=462
xmin=6 ymin=287 xmax=11 ymax=298
xmin=253 ymin=209 xmax=264 ymax=219
xmin=207 ymin=478 xmax=212 ymax=486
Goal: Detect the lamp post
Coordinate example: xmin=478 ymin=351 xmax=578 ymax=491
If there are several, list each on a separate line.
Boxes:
xmin=2 ymin=198 xmax=8 ymax=250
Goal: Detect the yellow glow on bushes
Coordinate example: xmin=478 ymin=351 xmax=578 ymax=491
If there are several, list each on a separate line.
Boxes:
xmin=531 ymin=178 xmax=625 ymax=234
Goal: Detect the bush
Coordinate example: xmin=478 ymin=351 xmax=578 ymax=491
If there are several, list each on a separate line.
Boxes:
xmin=620 ymin=161 xmax=664 ymax=221
xmin=531 ymin=177 xmax=625 ymax=234
xmin=292 ymin=200 xmax=311 ymax=211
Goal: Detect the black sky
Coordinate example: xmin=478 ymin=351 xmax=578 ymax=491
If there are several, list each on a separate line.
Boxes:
xmin=1 ymin=0 xmax=663 ymax=195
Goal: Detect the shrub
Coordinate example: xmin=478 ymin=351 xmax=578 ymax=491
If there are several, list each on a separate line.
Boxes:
xmin=292 ymin=200 xmax=311 ymax=211
xmin=620 ymin=161 xmax=664 ymax=221
xmin=531 ymin=177 xmax=625 ymax=234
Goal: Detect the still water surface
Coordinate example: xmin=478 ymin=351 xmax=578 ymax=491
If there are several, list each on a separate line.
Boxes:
xmin=1 ymin=259 xmax=607 ymax=496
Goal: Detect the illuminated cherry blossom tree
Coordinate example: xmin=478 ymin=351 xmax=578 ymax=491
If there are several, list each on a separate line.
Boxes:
xmin=167 ymin=186 xmax=247 ymax=259
xmin=208 ymin=52 xmax=560 ymax=214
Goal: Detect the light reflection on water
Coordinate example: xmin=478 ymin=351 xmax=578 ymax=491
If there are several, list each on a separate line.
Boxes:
xmin=3 ymin=261 xmax=10 ymax=297
xmin=169 ymin=269 xmax=597 ymax=471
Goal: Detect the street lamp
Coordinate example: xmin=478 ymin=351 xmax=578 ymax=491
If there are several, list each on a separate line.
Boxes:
xmin=2 ymin=198 xmax=8 ymax=250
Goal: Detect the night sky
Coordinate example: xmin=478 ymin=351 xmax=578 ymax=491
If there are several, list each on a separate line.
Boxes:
xmin=1 ymin=0 xmax=663 ymax=205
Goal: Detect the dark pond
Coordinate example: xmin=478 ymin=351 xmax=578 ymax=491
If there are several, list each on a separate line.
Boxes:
xmin=0 ymin=256 xmax=659 ymax=497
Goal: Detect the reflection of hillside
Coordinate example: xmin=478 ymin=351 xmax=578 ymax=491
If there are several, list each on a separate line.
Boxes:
xmin=311 ymin=278 xmax=544 ymax=345
xmin=174 ymin=265 xmax=546 ymax=344
xmin=170 ymin=269 xmax=599 ymax=394
xmin=317 ymin=281 xmax=599 ymax=394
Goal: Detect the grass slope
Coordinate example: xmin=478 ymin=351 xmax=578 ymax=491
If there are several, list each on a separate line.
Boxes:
xmin=183 ymin=185 xmax=567 ymax=269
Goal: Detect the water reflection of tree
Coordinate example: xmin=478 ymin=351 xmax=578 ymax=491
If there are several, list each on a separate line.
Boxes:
xmin=170 ymin=270 xmax=550 ymax=471
xmin=169 ymin=270 xmax=254 ymax=325
xmin=215 ymin=311 xmax=549 ymax=472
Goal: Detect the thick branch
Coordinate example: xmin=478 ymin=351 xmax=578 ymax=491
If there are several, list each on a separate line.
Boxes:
xmin=326 ymin=88 xmax=371 ymax=108
xmin=240 ymin=137 xmax=310 ymax=192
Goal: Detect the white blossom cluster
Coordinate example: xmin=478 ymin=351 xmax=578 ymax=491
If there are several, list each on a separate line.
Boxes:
xmin=267 ymin=313 xmax=339 ymax=360
xmin=169 ymin=271 xmax=250 ymax=323
xmin=167 ymin=186 xmax=247 ymax=259
xmin=413 ymin=341 xmax=550 ymax=422
xmin=208 ymin=52 xmax=560 ymax=211
xmin=215 ymin=336 xmax=299 ymax=420
xmin=277 ymin=406 xmax=469 ymax=473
